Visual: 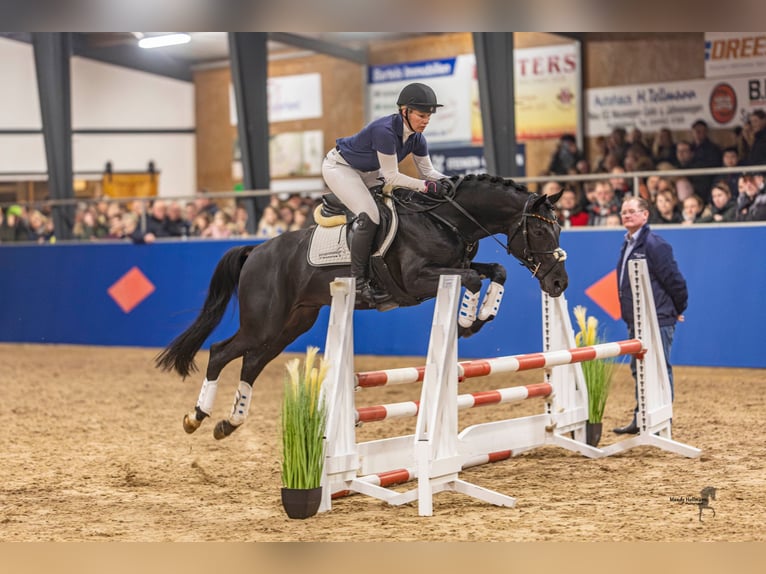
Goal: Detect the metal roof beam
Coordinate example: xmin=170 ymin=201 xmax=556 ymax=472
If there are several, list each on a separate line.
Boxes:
xmin=268 ymin=33 xmax=367 ymax=65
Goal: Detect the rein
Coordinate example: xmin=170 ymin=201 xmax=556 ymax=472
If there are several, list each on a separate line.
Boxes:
xmin=391 ymin=177 xmax=566 ymax=278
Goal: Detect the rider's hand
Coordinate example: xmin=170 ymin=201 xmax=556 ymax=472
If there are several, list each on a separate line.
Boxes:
xmin=424 ymin=179 xmax=452 ymax=198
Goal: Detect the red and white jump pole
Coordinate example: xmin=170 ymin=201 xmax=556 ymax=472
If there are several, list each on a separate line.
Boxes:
xmin=355 ymin=339 xmax=644 ymax=389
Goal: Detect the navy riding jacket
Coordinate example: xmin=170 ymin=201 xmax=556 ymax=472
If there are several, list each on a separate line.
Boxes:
xmin=336 ymin=113 xmax=428 ymax=172
xmin=617 ymin=225 xmax=688 ymax=327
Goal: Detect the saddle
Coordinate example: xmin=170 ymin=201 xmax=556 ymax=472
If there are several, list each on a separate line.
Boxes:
xmin=308 ymin=186 xmax=425 ymax=309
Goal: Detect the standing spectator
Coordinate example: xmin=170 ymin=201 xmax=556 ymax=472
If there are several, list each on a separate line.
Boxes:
xmin=607 ymin=127 xmax=629 ymax=167
xmin=676 ymin=140 xmax=711 ymax=202
xmin=546 ymin=133 xmax=583 ymax=176
xmin=689 ymin=119 xmax=722 ymax=202
xmin=555 ymin=187 xmax=589 ymax=228
xmin=690 ymin=119 xmax=722 ymax=169
xmin=628 ymin=127 xmax=651 ymax=158
xmin=613 ymin=197 xmax=687 ymax=435
xmin=747 ymin=109 xmax=766 ymax=167
xmin=652 ymin=128 xmax=678 ymax=166
xmin=717 ymin=146 xmax=741 ymax=198
xmin=591 ymin=135 xmax=609 ymax=173
xmin=586 ymin=180 xmax=621 ymax=226
xmin=699 ymin=181 xmax=737 ymax=223
xmin=736 ymin=173 xmax=766 ymax=221
xmin=675 ymin=140 xmax=694 ymax=170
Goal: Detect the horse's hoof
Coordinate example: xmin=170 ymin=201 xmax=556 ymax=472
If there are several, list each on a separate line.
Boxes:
xmin=213 ymin=419 xmax=239 ymax=440
xmin=183 ymin=413 xmax=202 ymax=434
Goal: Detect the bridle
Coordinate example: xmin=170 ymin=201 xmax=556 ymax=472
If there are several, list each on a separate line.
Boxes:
xmin=392 ymin=177 xmax=567 ymax=279
xmin=505 ymin=194 xmax=568 ymax=279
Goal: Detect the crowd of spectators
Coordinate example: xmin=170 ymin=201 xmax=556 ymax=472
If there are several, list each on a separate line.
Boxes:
xmin=3 ymin=109 xmax=766 ymax=245
xmin=0 ymin=192 xmax=320 ymax=245
xmin=544 ymin=108 xmax=766 ymax=226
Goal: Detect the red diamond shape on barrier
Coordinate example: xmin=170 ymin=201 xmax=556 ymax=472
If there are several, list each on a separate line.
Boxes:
xmin=108 ymin=266 xmax=155 ymax=313
xmin=585 ymin=269 xmax=621 ymax=321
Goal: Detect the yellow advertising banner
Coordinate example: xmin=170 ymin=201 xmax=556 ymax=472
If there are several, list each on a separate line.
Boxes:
xmin=514 ymin=43 xmax=579 ymax=141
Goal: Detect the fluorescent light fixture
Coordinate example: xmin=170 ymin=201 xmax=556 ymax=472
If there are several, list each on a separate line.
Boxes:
xmin=138 ymin=33 xmax=191 ymax=49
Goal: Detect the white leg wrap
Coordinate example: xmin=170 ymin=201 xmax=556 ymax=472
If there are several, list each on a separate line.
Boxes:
xmin=195 ymin=377 xmax=219 ymax=416
xmin=459 ymin=290 xmax=480 ymax=328
xmin=228 ymin=381 xmax=253 ymax=426
xmin=478 ymin=281 xmax=504 ymax=321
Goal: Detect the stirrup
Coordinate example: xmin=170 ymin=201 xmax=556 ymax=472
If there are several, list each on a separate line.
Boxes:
xmin=356 ymin=279 xmax=389 ymax=306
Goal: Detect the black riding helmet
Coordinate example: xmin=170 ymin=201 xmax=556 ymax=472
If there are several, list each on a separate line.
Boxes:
xmin=396 ymin=83 xmax=443 ymax=114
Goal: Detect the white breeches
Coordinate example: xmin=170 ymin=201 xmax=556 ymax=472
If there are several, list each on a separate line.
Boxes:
xmin=322 ymin=148 xmax=381 ymax=224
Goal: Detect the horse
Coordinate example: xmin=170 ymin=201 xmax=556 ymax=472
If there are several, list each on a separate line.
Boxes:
xmin=698 ymin=486 xmax=716 ymax=521
xmin=155 ymin=174 xmax=569 ymax=440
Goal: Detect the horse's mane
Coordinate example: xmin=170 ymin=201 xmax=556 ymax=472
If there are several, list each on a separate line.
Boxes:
xmin=450 ymin=173 xmax=530 ymax=194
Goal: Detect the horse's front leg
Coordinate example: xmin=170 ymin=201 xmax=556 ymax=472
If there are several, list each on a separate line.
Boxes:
xmin=404 ymin=265 xmax=486 ymax=338
xmin=459 ymin=262 xmax=507 ymax=338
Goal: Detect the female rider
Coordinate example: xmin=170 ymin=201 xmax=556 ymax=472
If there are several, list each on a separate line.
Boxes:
xmin=322 ymin=82 xmax=452 ymax=306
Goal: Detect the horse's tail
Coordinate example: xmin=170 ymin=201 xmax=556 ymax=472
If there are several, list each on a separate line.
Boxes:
xmin=155 ymin=245 xmax=255 ymax=378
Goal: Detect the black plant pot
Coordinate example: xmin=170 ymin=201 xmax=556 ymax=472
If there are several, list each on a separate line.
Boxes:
xmin=586 ymin=422 xmax=603 ymax=447
xmin=281 ymin=487 xmax=322 ymax=519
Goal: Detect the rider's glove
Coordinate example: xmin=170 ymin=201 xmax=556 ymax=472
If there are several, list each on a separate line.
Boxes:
xmin=424 ymin=178 xmax=452 ymax=198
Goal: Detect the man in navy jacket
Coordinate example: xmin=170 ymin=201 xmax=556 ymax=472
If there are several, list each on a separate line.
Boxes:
xmin=614 ymin=197 xmax=688 ymax=434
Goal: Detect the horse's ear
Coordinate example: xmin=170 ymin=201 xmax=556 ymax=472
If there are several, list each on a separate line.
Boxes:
xmin=547 ymin=190 xmax=564 ymax=205
xmin=532 ymin=192 xmax=549 ymax=210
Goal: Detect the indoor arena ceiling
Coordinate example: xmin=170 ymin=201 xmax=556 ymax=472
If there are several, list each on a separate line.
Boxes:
xmin=0 ymin=32 xmax=437 ymax=82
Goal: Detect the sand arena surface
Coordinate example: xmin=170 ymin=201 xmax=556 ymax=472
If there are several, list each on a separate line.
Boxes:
xmin=1 ymin=343 xmax=764 ymax=542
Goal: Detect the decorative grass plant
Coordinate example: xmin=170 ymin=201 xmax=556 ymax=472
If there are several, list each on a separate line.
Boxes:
xmin=573 ymin=305 xmax=618 ymax=424
xmin=281 ymin=347 xmax=328 ymax=490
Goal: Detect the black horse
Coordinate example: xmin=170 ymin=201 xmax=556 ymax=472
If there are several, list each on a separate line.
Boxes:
xmin=156 ymin=174 xmax=568 ymax=439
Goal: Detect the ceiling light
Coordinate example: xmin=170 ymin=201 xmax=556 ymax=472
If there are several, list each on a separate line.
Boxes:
xmin=138 ymin=33 xmax=191 ymax=49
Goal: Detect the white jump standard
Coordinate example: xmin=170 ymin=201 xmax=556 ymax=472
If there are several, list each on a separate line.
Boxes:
xmin=319 ymin=259 xmax=700 ymax=516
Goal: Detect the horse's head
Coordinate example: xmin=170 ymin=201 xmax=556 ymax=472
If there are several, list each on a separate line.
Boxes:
xmin=507 ymin=190 xmax=568 ymax=297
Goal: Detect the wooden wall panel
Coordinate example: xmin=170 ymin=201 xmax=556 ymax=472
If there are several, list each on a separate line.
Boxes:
xmin=193 ymin=55 xmax=364 ymax=194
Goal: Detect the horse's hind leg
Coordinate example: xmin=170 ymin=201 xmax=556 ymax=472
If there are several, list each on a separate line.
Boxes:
xmin=213 ymin=306 xmax=322 ymax=440
xmin=182 ymin=333 xmax=248 ymax=434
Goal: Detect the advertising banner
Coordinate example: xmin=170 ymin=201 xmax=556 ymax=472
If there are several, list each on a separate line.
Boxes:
xmin=368 ymin=45 xmax=580 ymax=145
xmin=230 ymin=73 xmax=323 ymax=125
xmin=705 ymin=32 xmax=766 ymax=79
xmin=367 ymin=55 xmax=476 ymax=144
xmin=514 ymin=43 xmax=579 ymax=141
xmin=586 ymin=76 xmax=766 ymax=136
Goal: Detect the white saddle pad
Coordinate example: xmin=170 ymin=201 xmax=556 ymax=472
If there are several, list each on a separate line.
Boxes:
xmin=307 ymin=224 xmax=351 ymax=267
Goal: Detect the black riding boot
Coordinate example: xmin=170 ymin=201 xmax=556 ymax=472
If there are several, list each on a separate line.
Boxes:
xmin=350 ymin=213 xmax=388 ymax=306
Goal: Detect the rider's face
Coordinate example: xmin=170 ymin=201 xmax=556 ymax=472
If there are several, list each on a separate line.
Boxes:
xmin=405 ymin=108 xmax=432 ymax=132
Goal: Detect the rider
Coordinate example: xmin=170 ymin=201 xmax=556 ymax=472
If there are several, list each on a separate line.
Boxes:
xmin=322 ymin=82 xmax=453 ymax=306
